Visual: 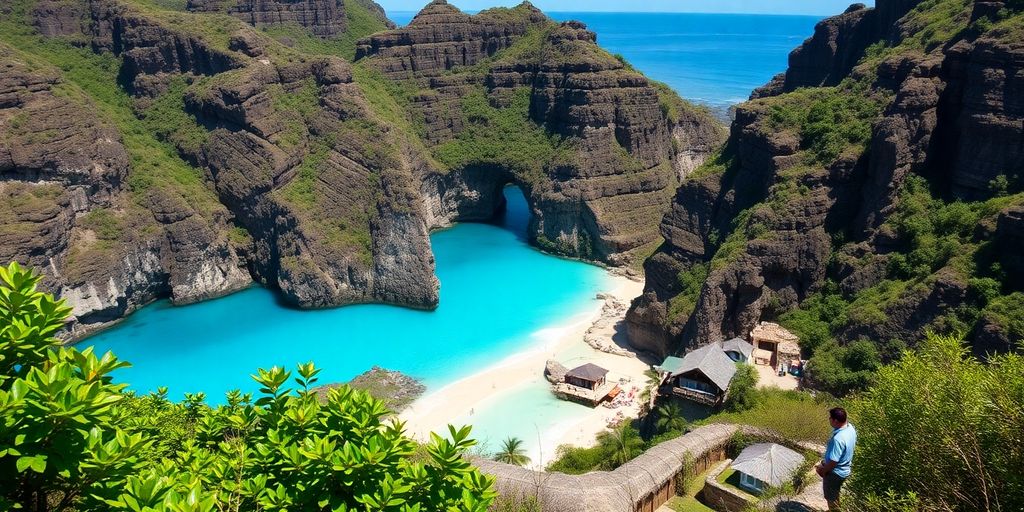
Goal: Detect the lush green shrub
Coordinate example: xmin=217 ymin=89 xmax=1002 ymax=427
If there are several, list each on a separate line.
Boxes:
xmin=804 ymin=339 xmax=881 ymax=395
xmin=667 ymin=263 xmax=710 ymax=322
xmin=0 ymin=262 xmax=497 ymax=511
xmin=725 ymin=363 xmax=758 ymax=412
xmin=849 ymin=333 xmax=1024 ymax=511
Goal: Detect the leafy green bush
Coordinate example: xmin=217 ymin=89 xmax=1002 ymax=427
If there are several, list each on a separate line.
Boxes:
xmin=762 ymin=81 xmax=887 ymax=165
xmin=980 ymin=292 xmax=1024 ymax=344
xmin=850 ymin=333 xmax=1024 ymax=511
xmin=0 ymin=262 xmax=497 ymax=511
xmin=805 ymin=340 xmax=881 ymax=395
xmin=667 ymin=263 xmax=709 ymax=322
xmin=725 ymin=363 xmax=758 ymax=412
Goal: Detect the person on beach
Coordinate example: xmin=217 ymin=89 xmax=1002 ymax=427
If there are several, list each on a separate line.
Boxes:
xmin=815 ymin=407 xmax=857 ymax=510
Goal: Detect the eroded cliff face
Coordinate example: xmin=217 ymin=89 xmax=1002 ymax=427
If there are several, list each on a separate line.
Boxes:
xmin=357 ymin=1 xmax=725 ymax=265
xmin=185 ymin=0 xmax=393 ymax=38
xmin=628 ymin=0 xmax=1024 ymax=358
xmin=0 ymin=44 xmax=251 ymax=336
xmin=1 ymin=0 xmax=722 ymax=335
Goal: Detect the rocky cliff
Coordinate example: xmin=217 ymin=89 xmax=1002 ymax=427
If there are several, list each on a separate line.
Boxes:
xmin=1 ymin=0 xmax=722 ymax=336
xmin=357 ymin=1 xmax=725 ymax=265
xmin=628 ymin=0 xmax=1024 ymax=360
xmin=185 ymin=0 xmax=393 ymax=38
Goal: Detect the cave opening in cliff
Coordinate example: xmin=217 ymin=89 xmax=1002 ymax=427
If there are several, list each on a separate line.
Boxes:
xmin=495 ymin=185 xmax=531 ymax=243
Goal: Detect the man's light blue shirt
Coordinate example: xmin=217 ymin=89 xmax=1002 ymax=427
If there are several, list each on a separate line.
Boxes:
xmin=824 ymin=423 xmax=857 ymax=479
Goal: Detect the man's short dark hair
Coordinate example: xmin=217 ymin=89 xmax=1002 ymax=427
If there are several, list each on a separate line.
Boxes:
xmin=829 ymin=407 xmax=847 ymax=423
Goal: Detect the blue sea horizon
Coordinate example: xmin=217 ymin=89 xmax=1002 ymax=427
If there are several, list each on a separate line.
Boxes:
xmin=387 ymin=11 xmax=820 ymax=111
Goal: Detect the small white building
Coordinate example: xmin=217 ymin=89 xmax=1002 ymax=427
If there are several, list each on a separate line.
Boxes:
xmin=730 ymin=443 xmax=805 ymax=494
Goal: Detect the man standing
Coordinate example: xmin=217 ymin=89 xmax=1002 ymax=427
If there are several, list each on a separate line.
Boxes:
xmin=815 ymin=407 xmax=856 ymax=510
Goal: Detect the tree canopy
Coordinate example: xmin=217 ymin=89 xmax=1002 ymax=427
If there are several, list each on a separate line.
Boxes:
xmin=0 ymin=262 xmax=497 ymax=512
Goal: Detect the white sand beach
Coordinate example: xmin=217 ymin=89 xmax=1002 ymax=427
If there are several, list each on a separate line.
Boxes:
xmin=398 ymin=273 xmax=652 ymax=468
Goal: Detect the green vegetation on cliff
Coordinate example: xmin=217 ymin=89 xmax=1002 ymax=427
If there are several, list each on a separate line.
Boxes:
xmin=760 ymin=79 xmax=888 ymax=166
xmin=433 ymin=87 xmax=573 ymax=182
xmin=653 ymin=0 xmax=1024 ymax=398
xmin=260 ymin=0 xmax=392 ymax=60
xmin=0 ymin=1 xmax=222 ymax=217
xmin=778 ymin=176 xmax=1024 ymax=394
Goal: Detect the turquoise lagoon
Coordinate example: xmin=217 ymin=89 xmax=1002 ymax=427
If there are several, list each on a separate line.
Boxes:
xmin=83 ymin=188 xmax=611 ymax=410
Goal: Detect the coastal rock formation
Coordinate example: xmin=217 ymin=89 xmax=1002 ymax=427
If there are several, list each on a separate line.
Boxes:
xmin=629 ymin=0 xmax=1024 ymax=357
xmin=313 ymin=366 xmax=425 ymax=411
xmin=358 ymin=4 xmax=726 ymax=264
xmin=354 ymin=0 xmax=545 ymax=79
xmin=2 ymin=0 xmax=722 ymax=333
xmin=0 ymin=45 xmax=250 ymax=335
xmin=544 ymin=359 xmax=568 ymax=384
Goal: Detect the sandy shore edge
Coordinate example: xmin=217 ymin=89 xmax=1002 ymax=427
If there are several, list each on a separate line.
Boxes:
xmin=398 ymin=273 xmax=650 ymax=468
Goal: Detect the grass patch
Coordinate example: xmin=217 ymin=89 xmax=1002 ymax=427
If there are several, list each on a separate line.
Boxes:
xmin=80 ymin=209 xmax=125 ymax=241
xmin=758 ymin=79 xmax=889 ymax=166
xmin=696 ymin=388 xmax=835 ymax=443
xmin=140 ymin=75 xmax=210 ymax=155
xmin=668 ymin=263 xmax=709 ymax=322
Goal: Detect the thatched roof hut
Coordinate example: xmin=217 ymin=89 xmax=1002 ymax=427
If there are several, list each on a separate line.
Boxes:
xmin=475 ymin=423 xmax=740 ymax=512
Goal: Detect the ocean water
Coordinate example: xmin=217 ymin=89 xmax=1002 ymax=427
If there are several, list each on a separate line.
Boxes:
xmin=387 ymin=11 xmax=820 ymax=110
xmin=82 ymin=187 xmax=610 ymax=402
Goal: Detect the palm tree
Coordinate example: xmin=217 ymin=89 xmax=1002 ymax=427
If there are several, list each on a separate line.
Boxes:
xmin=654 ymin=402 xmax=688 ymax=433
xmin=639 ymin=369 xmax=662 ymax=403
xmin=493 ymin=437 xmax=531 ymax=466
xmin=597 ymin=424 xmax=644 ymax=468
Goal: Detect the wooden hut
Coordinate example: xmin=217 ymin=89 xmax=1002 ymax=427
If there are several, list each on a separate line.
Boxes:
xmin=553 ymin=363 xmax=619 ymax=406
xmin=564 ymin=363 xmax=608 ymax=390
xmin=730 ymin=443 xmax=805 ymax=494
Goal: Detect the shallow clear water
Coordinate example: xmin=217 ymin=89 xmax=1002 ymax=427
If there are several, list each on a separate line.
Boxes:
xmin=387 ymin=11 xmax=820 ymax=110
xmin=82 ymin=188 xmax=609 ymax=402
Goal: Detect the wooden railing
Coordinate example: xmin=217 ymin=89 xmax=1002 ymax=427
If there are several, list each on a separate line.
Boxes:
xmin=671 ymin=386 xmax=719 ymax=406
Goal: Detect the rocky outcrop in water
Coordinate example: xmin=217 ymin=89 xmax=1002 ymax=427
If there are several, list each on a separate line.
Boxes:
xmin=313 ymin=366 xmax=424 ymax=411
xmin=628 ymin=0 xmax=1024 ymax=357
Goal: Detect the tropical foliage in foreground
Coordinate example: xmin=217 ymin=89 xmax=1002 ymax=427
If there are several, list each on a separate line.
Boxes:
xmin=0 ymin=262 xmax=496 ymax=512
xmin=849 ymin=333 xmax=1024 ymax=512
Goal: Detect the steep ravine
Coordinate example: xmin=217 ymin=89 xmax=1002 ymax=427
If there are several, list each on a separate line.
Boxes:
xmin=0 ymin=0 xmax=723 ymax=336
xmin=627 ymin=0 xmax=1024 ymax=359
